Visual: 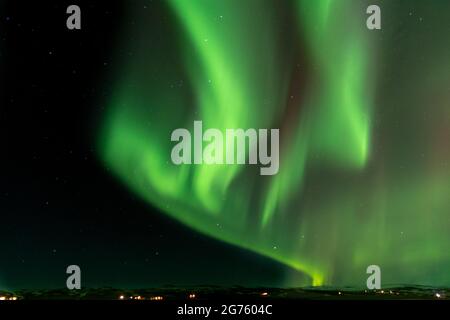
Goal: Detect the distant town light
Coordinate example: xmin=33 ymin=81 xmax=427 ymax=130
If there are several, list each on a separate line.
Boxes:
xmin=151 ymin=296 xmax=163 ymax=301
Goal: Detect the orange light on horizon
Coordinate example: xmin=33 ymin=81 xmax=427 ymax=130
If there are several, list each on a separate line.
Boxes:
xmin=150 ymin=296 xmax=164 ymax=301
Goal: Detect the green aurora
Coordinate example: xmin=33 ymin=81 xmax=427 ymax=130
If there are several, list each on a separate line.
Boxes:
xmin=98 ymin=0 xmax=450 ymax=287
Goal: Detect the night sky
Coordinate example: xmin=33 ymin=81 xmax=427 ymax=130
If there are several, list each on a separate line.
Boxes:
xmin=0 ymin=1 xmax=286 ymax=290
xmin=1 ymin=0 xmax=450 ymax=291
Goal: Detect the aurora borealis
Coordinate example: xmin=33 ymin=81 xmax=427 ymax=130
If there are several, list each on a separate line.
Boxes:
xmin=96 ymin=0 xmax=450 ymax=288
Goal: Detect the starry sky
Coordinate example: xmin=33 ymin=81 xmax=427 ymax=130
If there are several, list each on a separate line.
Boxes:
xmin=2 ymin=0 xmax=450 ymax=290
xmin=0 ymin=1 xmax=287 ymax=290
